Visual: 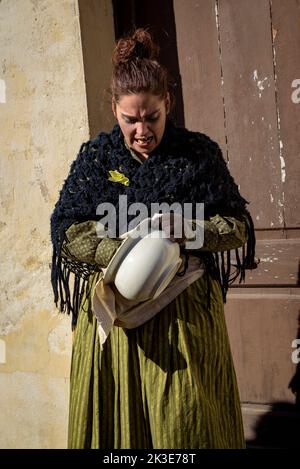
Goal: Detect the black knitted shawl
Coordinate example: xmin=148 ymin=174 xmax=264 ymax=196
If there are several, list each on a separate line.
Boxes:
xmin=50 ymin=120 xmax=256 ymax=328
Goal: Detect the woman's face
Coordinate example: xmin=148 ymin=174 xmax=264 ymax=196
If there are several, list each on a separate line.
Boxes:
xmin=112 ymin=92 xmax=170 ymax=159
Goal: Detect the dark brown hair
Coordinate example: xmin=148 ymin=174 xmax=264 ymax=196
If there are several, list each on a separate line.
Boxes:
xmin=111 ymin=28 xmax=169 ymax=103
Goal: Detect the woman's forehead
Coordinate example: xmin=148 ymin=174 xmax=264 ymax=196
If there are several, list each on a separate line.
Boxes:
xmin=117 ymin=92 xmax=164 ymax=116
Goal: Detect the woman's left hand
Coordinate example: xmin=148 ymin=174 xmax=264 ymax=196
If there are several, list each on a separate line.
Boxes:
xmin=153 ymin=212 xmax=187 ymax=245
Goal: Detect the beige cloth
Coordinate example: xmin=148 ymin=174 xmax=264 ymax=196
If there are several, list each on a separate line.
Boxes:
xmin=92 ymin=255 xmax=204 ymax=350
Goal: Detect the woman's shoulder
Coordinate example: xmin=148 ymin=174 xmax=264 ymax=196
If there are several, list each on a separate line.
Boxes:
xmin=79 ymin=122 xmax=118 ymax=148
xmin=73 ymin=124 xmax=120 ymax=167
xmin=172 ymin=123 xmax=221 ymax=157
xmin=82 ymin=125 xmax=118 ymax=152
xmin=186 ymin=128 xmax=220 ymax=153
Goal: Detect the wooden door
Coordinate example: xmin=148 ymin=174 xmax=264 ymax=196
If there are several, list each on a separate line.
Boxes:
xmin=173 ymin=0 xmax=300 ymax=448
xmin=112 ymin=0 xmax=300 ymax=447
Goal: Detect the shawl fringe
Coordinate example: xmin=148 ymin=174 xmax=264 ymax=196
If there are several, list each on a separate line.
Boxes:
xmin=51 ymin=249 xmax=97 ymax=329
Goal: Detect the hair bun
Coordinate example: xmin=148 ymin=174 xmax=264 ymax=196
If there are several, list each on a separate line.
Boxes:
xmin=112 ymin=28 xmax=159 ymax=66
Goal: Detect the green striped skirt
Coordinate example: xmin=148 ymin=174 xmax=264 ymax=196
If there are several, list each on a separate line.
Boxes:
xmin=68 ymin=273 xmax=245 ymax=449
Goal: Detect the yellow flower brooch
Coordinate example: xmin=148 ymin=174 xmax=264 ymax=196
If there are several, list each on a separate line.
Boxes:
xmin=108 ymin=170 xmax=130 ymax=187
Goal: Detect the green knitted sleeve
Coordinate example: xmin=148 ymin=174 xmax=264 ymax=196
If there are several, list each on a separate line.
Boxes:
xmin=61 ymin=221 xmax=122 ymax=268
xmin=192 ymin=214 xmax=248 ymax=252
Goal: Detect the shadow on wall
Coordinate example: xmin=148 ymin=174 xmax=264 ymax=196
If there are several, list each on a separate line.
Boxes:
xmin=247 ymin=310 xmax=300 ymax=449
xmin=246 ymin=402 xmax=300 ymax=449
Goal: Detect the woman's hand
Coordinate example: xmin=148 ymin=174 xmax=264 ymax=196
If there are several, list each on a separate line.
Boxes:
xmin=168 ymin=212 xmax=186 ymax=244
xmin=114 ymin=318 xmax=124 ymax=327
xmin=152 ymin=212 xmax=188 ymax=245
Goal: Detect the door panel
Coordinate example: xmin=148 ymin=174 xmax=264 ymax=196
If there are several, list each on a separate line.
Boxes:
xmin=270 ymin=0 xmax=300 ymax=227
xmin=172 ymin=0 xmax=300 ymax=447
xmin=111 ymin=0 xmax=300 ymax=447
xmin=173 ymin=0 xmax=227 ymax=152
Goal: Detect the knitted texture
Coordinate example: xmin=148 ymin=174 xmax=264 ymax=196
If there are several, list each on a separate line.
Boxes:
xmin=50 ymin=120 xmax=256 ymax=327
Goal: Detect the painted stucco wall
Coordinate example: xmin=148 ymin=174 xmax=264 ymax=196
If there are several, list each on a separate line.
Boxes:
xmin=0 ymin=0 xmax=89 ymax=448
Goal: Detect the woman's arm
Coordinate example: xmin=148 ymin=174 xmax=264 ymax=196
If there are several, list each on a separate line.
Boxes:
xmin=61 ymin=220 xmax=122 ymax=268
xmin=61 ymin=213 xmax=249 ymax=269
xmin=192 ymin=214 xmax=249 ymax=252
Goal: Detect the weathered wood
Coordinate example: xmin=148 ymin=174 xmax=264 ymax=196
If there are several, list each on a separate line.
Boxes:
xmin=218 ymin=0 xmax=284 ymax=229
xmin=270 ymin=0 xmax=300 ymax=227
xmin=225 ymin=293 xmax=300 ymax=403
xmin=173 ymin=0 xmax=227 ymax=155
xmin=231 ymin=239 xmax=300 ymax=287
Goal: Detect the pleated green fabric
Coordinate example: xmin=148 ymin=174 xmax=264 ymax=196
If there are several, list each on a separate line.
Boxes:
xmin=68 ymin=272 xmax=245 ymax=449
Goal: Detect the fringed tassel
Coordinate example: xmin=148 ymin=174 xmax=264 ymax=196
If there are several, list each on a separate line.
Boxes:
xmin=200 ymin=209 xmax=257 ymax=307
xmin=71 ymin=274 xmax=88 ymax=329
xmin=226 ymin=250 xmax=231 ymax=284
xmin=241 ymin=244 xmax=246 ymax=282
xmin=51 ymin=248 xmax=59 ymax=306
xmin=220 ymin=251 xmax=227 ymax=294
xmin=244 ymin=209 xmax=257 ymax=270
xmin=235 ymin=248 xmax=242 ymax=282
xmin=214 ymin=251 xmax=227 ymax=302
xmin=51 ymin=248 xmax=89 ymax=329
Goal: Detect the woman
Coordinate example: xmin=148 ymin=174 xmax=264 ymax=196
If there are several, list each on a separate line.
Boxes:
xmin=51 ymin=28 xmax=256 ymax=449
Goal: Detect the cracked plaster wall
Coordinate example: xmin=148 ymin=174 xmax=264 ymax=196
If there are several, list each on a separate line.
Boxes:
xmin=0 ymin=0 xmax=90 ymax=448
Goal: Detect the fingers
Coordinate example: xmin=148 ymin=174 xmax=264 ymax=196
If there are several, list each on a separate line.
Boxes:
xmin=150 ymin=212 xmax=188 ymax=243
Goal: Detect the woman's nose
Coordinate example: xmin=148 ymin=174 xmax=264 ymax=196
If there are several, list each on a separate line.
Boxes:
xmin=135 ymin=121 xmax=148 ymax=136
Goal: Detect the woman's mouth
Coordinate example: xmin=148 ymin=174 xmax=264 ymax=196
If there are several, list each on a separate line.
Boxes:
xmin=134 ymin=136 xmax=154 ymax=147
